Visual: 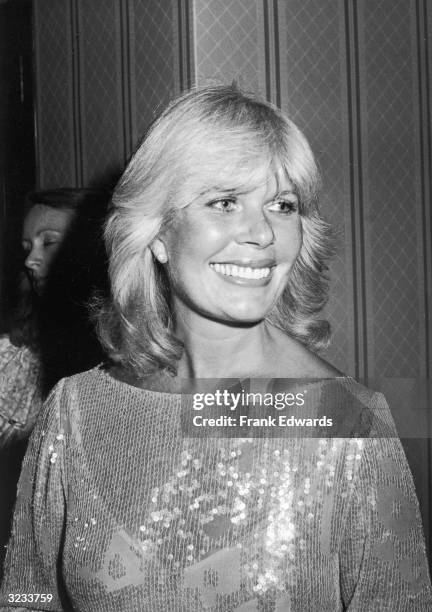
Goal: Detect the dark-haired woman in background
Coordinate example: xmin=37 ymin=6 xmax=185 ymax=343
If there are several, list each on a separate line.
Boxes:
xmin=0 ymin=188 xmax=108 ymax=579
xmin=1 ymin=88 xmax=431 ymax=610
xmin=0 ymin=188 xmax=109 ymax=445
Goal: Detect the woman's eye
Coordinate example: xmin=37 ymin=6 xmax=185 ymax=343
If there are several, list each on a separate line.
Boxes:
xmin=268 ymin=199 xmax=297 ymax=214
xmin=43 ymin=240 xmax=59 ymax=248
xmin=208 ymin=199 xmax=237 ymax=213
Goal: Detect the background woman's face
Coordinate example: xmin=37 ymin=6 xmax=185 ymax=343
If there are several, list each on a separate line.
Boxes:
xmin=156 ymin=171 xmax=302 ymax=326
xmin=22 ymin=204 xmax=75 ymax=293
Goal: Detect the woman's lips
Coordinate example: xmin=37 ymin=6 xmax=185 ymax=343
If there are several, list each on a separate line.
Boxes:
xmin=209 ymin=261 xmax=275 ymax=285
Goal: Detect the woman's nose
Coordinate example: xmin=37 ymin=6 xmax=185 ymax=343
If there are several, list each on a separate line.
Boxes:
xmin=237 ymin=211 xmax=275 ymax=247
xmin=24 ymin=247 xmax=42 ymax=272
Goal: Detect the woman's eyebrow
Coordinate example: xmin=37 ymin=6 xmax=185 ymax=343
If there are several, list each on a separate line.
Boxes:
xmin=188 ymin=186 xmax=238 ymax=205
xmin=274 ymin=189 xmax=298 ymax=198
xmin=195 ymin=185 xmax=298 ymax=201
xmin=36 ymin=227 xmax=63 ymax=235
xmin=197 ymin=186 xmax=237 ymax=197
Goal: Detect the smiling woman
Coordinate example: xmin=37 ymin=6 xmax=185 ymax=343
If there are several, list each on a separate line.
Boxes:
xmin=0 ymin=86 xmax=431 ymax=611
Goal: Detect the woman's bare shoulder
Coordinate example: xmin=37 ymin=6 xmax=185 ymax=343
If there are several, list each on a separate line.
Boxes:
xmin=265 ymin=324 xmax=343 ymax=378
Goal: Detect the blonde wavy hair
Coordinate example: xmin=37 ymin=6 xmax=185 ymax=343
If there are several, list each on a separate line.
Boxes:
xmin=97 ymin=85 xmax=333 ymax=375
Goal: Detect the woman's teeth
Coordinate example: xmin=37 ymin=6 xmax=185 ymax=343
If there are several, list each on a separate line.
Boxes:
xmin=211 ymin=263 xmax=272 ymax=279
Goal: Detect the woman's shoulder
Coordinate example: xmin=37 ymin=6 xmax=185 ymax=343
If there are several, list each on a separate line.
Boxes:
xmin=34 ymin=365 xmax=136 ymax=436
xmin=50 ymin=364 xmax=123 ymax=397
xmin=0 ymin=333 xmax=37 ymax=363
xmin=47 ymin=364 xmax=180 ymax=413
xmin=289 ymin=344 xmax=343 ymax=378
xmin=264 ymin=325 xmax=343 ymax=378
xmin=262 ymin=326 xmax=398 ymax=432
xmin=0 ymin=333 xmax=14 ymax=351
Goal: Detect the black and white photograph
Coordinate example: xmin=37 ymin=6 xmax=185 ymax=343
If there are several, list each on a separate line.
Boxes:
xmin=0 ymin=0 xmax=431 ymax=610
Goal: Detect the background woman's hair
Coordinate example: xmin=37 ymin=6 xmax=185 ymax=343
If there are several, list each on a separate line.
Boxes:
xmin=25 ymin=187 xmax=108 ymax=212
xmin=97 ymin=84 xmax=333 ymax=376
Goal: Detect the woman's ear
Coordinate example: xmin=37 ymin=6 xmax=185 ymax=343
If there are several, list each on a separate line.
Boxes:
xmin=150 ymin=238 xmax=168 ymax=264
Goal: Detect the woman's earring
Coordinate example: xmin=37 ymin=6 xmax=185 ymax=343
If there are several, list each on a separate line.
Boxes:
xmin=151 ymin=239 xmax=168 ymax=264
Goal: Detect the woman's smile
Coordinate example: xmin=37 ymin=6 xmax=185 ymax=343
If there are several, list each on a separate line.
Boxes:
xmin=209 ymin=260 xmax=275 ymax=285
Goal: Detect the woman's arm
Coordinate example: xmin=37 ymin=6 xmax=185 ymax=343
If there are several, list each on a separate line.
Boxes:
xmin=0 ymin=336 xmax=42 ymax=447
xmin=339 ymin=393 xmax=432 ymax=610
xmin=0 ymin=381 xmax=68 ymax=610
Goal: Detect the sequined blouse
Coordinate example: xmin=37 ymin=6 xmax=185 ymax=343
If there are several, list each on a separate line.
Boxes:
xmin=0 ymin=366 xmax=431 ymax=611
xmin=0 ymin=335 xmax=42 ymax=447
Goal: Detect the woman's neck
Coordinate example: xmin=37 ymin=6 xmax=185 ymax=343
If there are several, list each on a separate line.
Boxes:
xmin=174 ymin=308 xmax=271 ymax=379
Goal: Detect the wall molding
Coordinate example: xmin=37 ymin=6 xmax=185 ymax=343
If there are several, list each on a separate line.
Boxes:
xmin=415 ymin=0 xmax=432 ymax=381
xmin=414 ymin=0 xmax=432 ymax=551
xmin=70 ymin=0 xmax=84 ymax=186
xmin=32 ymin=1 xmax=42 ymax=187
xmin=176 ymin=0 xmax=195 ymax=92
xmin=119 ymin=0 xmax=134 ymax=163
xmin=262 ymin=0 xmax=281 ymax=107
xmin=343 ymin=0 xmax=368 ymax=381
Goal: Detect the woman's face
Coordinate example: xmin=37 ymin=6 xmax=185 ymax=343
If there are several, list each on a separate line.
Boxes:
xmin=22 ymin=204 xmax=75 ymax=293
xmin=154 ymin=170 xmax=302 ymax=326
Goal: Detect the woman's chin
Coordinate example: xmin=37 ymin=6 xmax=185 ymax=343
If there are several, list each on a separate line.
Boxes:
xmin=31 ymin=279 xmax=45 ymax=295
xmin=216 ymin=307 xmax=269 ymax=326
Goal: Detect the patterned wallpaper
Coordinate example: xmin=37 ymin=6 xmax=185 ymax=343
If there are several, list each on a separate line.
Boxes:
xmin=362 ymin=0 xmax=423 ymax=378
xmin=78 ymin=0 xmax=125 ymax=187
xmin=132 ymin=0 xmax=178 ymax=146
xmin=34 ymin=0 xmax=179 ymax=188
xmin=193 ymin=0 xmax=263 ymax=93
xmin=33 ymin=0 xmax=75 ymax=186
xmin=280 ymin=0 xmax=354 ymax=375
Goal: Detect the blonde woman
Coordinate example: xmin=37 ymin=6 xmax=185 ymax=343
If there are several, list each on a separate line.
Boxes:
xmin=1 ymin=86 xmax=430 ymax=611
